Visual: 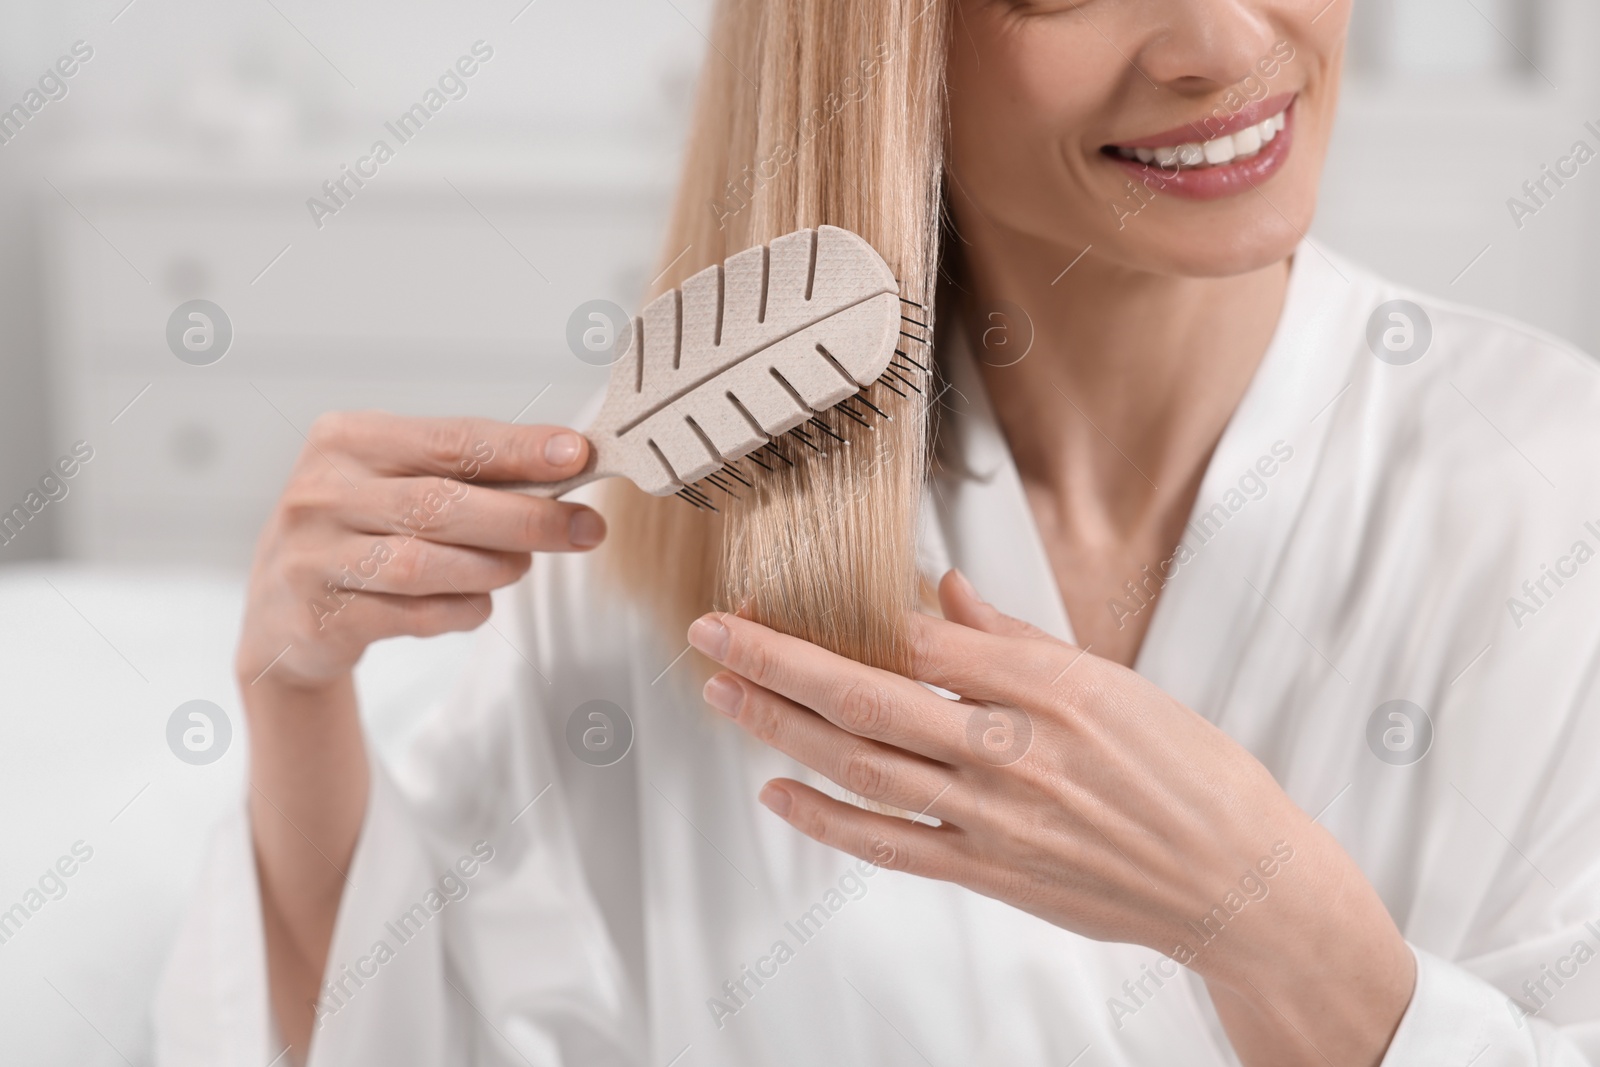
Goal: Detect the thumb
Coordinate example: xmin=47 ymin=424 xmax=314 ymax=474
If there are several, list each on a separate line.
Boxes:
xmin=937 ymin=569 xmax=1055 ymax=641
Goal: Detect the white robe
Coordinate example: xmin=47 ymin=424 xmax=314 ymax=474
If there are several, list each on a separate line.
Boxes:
xmin=155 ymin=244 xmax=1600 ymax=1066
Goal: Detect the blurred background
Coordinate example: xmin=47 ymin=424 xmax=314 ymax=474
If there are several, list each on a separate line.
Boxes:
xmin=0 ymin=0 xmax=1596 ymax=1061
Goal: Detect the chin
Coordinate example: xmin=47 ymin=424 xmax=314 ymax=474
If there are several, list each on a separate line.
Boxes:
xmin=1108 ymin=215 xmax=1312 ymax=279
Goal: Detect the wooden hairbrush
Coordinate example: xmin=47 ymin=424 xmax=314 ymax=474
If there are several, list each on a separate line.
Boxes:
xmin=520 ymin=225 xmax=929 ymax=509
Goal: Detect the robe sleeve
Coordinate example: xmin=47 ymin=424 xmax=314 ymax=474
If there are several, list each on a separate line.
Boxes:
xmin=1379 ymin=657 xmax=1600 ymax=1066
xmin=153 ymin=568 xmax=647 ymax=1067
xmin=1380 ymin=945 xmax=1596 ymax=1066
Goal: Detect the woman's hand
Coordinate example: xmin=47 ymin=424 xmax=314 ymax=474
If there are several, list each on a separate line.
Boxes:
xmin=238 ymin=412 xmax=604 ymax=691
xmin=688 ymin=570 xmax=1415 ymax=1067
xmin=238 ymin=412 xmax=604 ymax=1064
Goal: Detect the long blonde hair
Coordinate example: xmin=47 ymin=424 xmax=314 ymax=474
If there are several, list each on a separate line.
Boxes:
xmin=602 ymin=0 xmax=950 ymax=672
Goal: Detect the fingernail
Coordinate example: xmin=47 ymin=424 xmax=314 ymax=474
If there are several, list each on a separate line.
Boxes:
xmin=688 ymin=615 xmax=730 ymax=660
xmin=759 ymin=784 xmax=792 ymax=818
xmin=952 ymin=568 xmax=985 ymax=604
xmin=703 ymin=674 xmax=743 ymax=717
xmin=544 ymin=432 xmax=583 ymax=467
xmin=568 ymin=509 xmax=606 ymax=548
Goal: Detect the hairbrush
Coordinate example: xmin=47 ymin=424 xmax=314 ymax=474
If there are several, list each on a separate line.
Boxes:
xmin=519 ymin=225 xmax=929 ymax=510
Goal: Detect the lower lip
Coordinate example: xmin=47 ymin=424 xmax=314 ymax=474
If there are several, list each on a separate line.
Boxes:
xmin=1102 ymin=100 xmax=1296 ymax=202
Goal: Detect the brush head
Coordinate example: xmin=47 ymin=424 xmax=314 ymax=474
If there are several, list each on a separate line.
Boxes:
xmin=524 ymin=226 xmax=926 ymax=504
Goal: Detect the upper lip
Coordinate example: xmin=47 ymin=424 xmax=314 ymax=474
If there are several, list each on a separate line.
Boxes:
xmin=1107 ymin=92 xmax=1296 ymax=150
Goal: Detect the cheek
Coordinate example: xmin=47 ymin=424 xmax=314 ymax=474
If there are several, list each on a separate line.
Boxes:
xmin=947 ymin=22 xmax=1110 ymax=200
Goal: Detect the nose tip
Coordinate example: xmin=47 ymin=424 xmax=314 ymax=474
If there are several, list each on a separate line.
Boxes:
xmin=1132 ymin=4 xmax=1285 ymax=93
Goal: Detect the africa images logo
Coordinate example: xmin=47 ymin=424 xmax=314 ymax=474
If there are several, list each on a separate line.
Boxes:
xmin=313 ymin=842 xmax=496 ymax=1029
xmin=0 ymin=40 xmax=94 ymax=148
xmin=305 ymin=41 xmax=494 ymax=230
xmin=705 ymin=846 xmax=895 ymax=1030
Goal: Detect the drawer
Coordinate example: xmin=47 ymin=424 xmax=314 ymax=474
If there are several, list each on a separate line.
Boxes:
xmin=45 ymin=184 xmax=667 ymax=372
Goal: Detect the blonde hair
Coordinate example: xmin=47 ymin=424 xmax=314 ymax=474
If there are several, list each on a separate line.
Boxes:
xmin=602 ymin=0 xmax=950 ymax=672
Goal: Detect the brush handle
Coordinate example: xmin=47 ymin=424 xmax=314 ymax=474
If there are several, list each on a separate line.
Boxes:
xmin=502 ymin=436 xmax=611 ymax=499
xmin=507 ymin=471 xmax=604 ymax=499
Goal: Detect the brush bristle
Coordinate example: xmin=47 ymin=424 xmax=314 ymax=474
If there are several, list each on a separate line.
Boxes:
xmin=673 ymin=298 xmax=932 ymax=512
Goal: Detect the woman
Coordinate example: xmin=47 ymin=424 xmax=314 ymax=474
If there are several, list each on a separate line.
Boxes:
xmin=157 ymin=0 xmax=1600 ymax=1064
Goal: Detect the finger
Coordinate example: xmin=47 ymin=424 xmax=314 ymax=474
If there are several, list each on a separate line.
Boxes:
xmin=893 ymin=611 xmax=1066 ymax=707
xmin=706 ymin=672 xmax=961 ymax=818
xmin=308 ymin=412 xmax=591 ymax=484
xmin=343 ymin=478 xmax=606 ymax=552
xmin=938 ymin=569 xmax=1055 ymax=640
xmin=903 ymin=575 xmax=1084 ymax=703
xmin=759 ymin=778 xmax=965 ymax=880
xmin=321 ymin=536 xmax=530 ymax=598
xmin=687 ymin=613 xmax=967 ymax=760
xmin=309 ymin=589 xmax=493 ymax=645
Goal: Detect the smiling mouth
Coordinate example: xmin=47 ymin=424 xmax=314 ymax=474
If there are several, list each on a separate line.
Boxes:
xmin=1101 ymin=94 xmax=1296 ymax=172
xmin=1106 ymin=109 xmax=1286 ymax=170
xmin=1094 ymin=94 xmax=1298 ymax=201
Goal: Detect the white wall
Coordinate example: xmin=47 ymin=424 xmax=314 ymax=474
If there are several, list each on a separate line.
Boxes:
xmin=1317 ymin=0 xmax=1600 ymax=355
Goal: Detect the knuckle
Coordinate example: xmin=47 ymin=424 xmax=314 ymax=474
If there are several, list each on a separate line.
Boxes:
xmin=906 ymin=622 xmax=942 ymax=675
xmin=275 ymin=497 xmax=317 ymax=534
xmin=840 ymin=742 xmax=892 ymax=798
xmin=1055 ymin=666 xmax=1111 ymax=721
xmin=277 ymin=481 xmax=338 ymax=529
xmin=393 ymin=499 xmax=434 ymax=537
xmin=382 ymin=543 xmax=426 ymax=587
xmin=306 ymin=411 xmax=355 ymax=452
xmin=421 ymin=419 xmax=477 ymax=469
xmin=416 ymin=476 xmax=454 ymax=511
xmin=735 ymin=635 xmax=780 ymax=688
xmin=792 ymin=798 xmax=833 ymax=842
xmin=436 ymin=476 xmax=471 ymax=507
xmin=992 ymin=861 xmax=1037 ymax=905
xmin=835 ymin=680 xmax=892 ymax=736
xmin=1025 ymin=639 xmax=1070 ymax=682
xmin=280 ymin=547 xmax=327 ymax=592
xmin=864 ymin=833 xmax=907 ymax=872
xmin=745 ymin=691 xmax=783 ymax=744
xmin=408 ymin=478 xmax=456 ymax=524
xmin=504 ymin=427 xmax=546 ymax=474
xmin=518 ymin=501 xmax=565 ymax=547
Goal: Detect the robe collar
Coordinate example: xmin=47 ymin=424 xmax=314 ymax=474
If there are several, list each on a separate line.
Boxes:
xmin=924 ymin=244 xmax=1370 ymax=709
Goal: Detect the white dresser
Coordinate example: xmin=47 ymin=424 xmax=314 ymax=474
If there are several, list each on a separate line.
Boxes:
xmin=39 ymin=144 xmax=674 ymax=566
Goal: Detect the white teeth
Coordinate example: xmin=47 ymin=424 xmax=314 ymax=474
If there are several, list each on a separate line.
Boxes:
xmin=1116 ymin=109 xmax=1287 ymax=170
xmin=1202 ymin=135 xmax=1236 ymax=165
